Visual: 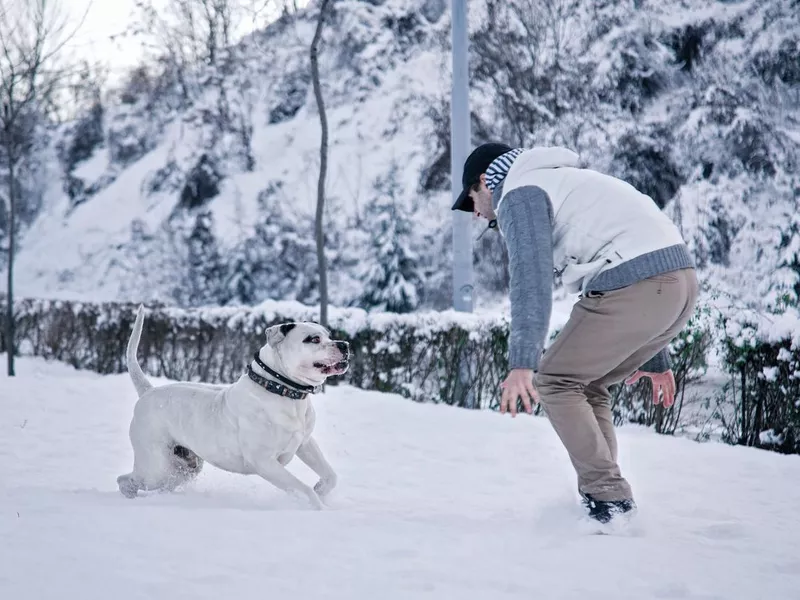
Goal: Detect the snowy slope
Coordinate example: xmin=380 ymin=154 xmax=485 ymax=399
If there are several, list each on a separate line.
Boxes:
xmin=12 ymin=0 xmax=455 ymax=307
xmin=2 ymin=355 xmax=799 ymax=599
xmin=7 ymin=0 xmax=797 ymax=314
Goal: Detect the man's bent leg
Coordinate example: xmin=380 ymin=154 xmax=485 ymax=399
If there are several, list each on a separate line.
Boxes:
xmin=536 ymin=372 xmax=631 ymax=500
xmin=584 ymin=382 xmax=618 ymax=461
xmin=534 ymin=269 xmax=697 ymax=501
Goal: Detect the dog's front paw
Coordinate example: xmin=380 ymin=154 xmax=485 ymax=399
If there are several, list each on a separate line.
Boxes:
xmin=307 ymin=491 xmax=324 ymax=510
xmin=117 ymin=474 xmax=139 ymax=499
xmin=314 ymin=475 xmax=337 ymax=498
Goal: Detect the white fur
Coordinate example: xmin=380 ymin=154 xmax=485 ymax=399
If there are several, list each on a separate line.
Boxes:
xmin=117 ymin=305 xmax=349 ymax=509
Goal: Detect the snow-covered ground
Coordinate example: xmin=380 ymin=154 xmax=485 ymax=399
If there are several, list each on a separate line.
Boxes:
xmin=2 ymin=355 xmax=799 ymax=599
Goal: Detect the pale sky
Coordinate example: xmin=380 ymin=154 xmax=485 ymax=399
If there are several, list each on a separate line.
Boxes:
xmin=61 ymin=0 xmax=297 ymax=86
xmin=63 ymin=0 xmax=154 ymax=81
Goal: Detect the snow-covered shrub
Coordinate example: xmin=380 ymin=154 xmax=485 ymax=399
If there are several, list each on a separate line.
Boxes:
xmin=107 ymin=64 xmax=178 ymax=167
xmin=380 ymin=12 xmax=425 ymax=56
xmin=107 ymin=108 xmax=160 ymax=167
xmin=715 ymin=310 xmax=800 ymax=454
xmin=268 ymin=71 xmax=310 ymax=124
xmin=678 ymin=54 xmax=798 ymax=181
xmin=770 ymin=206 xmax=800 ymax=311
xmin=179 ymin=210 xmax=227 ymax=307
xmin=118 ymin=66 xmax=155 ymax=106
xmin=60 ymin=102 xmax=104 ymax=172
xmin=667 ymin=171 xmax=800 ymax=312
xmin=752 ymin=37 xmax=800 ymax=87
xmin=596 ymin=31 xmax=673 ymax=114
xmin=224 ymin=184 xmax=320 ymax=306
xmin=609 ymin=124 xmax=685 ymax=208
xmin=420 ymin=0 xmax=446 ymax=23
xmin=145 ymin=158 xmax=183 ymax=195
xmin=357 ymin=164 xmax=423 ymax=313
xmin=178 ymin=154 xmax=222 ymax=209
xmin=663 ymin=23 xmax=709 ymax=73
xmin=417 ymin=98 xmax=451 ymax=193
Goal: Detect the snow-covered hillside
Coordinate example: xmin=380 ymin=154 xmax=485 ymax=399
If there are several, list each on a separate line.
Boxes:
xmin=2 ymin=355 xmax=799 ymax=599
xmin=5 ymin=0 xmax=798 ymax=315
xmin=12 ymin=0 xmax=456 ymax=309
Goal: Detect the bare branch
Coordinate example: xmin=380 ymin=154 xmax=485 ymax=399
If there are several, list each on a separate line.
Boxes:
xmin=0 ymin=0 xmax=85 ymax=376
xmin=34 ymin=0 xmax=93 ymax=70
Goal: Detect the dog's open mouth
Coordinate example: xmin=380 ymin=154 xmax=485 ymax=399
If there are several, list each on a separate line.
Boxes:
xmin=314 ymin=360 xmax=349 ymax=375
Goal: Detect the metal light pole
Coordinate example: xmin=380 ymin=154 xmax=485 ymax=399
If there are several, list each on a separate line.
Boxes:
xmin=450 ymin=0 xmax=473 ymax=313
xmin=450 ymin=0 xmax=475 ymax=409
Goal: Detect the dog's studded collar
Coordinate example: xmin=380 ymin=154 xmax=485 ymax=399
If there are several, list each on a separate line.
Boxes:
xmin=245 ymin=352 xmax=320 ymax=400
xmin=246 ymin=366 xmax=311 ymax=400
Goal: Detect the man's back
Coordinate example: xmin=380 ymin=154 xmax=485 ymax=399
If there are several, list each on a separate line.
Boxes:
xmin=499 ymin=151 xmax=687 ymax=293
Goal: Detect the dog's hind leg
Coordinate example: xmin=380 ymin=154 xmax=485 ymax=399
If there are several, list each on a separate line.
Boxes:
xmin=173 ymin=445 xmax=202 ymax=471
xmin=169 ymin=445 xmax=204 ymax=490
xmin=117 ymin=449 xmax=173 ymax=496
xmin=121 ymin=419 xmax=178 ymax=494
xmin=118 ymin=416 xmax=157 ymax=498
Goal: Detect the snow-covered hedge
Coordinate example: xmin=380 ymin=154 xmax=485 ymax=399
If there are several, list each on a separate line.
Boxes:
xmin=1 ymin=297 xmax=509 ymax=409
xmin=1 ymin=295 xmax=713 ymax=418
xmin=0 ymin=296 xmax=716 ymax=415
xmin=4 ymin=296 xmax=798 ymax=455
xmin=715 ymin=309 xmax=800 ymax=454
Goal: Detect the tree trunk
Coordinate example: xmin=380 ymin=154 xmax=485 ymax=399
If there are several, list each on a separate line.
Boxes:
xmin=310 ymin=0 xmax=332 ymax=327
xmin=740 ymin=368 xmax=747 ymax=445
xmin=6 ymin=152 xmax=15 ymax=377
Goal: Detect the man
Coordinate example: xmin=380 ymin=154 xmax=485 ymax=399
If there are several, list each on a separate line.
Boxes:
xmin=452 ymin=143 xmax=698 ymax=524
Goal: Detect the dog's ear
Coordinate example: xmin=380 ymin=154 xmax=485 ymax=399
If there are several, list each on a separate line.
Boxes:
xmin=266 ymin=323 xmax=296 ymax=347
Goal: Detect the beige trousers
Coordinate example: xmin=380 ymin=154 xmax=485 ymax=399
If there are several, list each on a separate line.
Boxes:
xmin=534 ymin=268 xmax=699 ymax=501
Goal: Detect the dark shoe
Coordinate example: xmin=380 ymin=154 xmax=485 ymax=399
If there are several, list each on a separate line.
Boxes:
xmin=580 ymin=492 xmax=636 ymax=524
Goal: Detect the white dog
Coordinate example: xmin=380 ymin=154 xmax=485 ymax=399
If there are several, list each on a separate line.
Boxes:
xmin=117 ymin=305 xmax=350 ymax=509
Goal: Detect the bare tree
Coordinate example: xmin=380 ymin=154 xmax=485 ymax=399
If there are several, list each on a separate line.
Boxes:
xmin=143 ymin=0 xmax=238 ymax=67
xmin=131 ymin=0 xmax=237 ymax=104
xmin=242 ymin=0 xmax=299 ymax=27
xmin=0 ymin=0 xmax=83 ymax=375
xmin=310 ymin=0 xmax=332 ymax=327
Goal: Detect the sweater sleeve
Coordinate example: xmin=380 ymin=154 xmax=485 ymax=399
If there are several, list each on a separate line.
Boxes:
xmin=639 ymin=347 xmax=671 ymax=373
xmin=496 ymin=186 xmax=554 ymax=371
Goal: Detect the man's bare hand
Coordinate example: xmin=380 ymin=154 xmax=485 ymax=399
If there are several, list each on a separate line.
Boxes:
xmin=500 ymin=369 xmax=539 ymax=417
xmin=625 ymin=369 xmax=677 ymax=408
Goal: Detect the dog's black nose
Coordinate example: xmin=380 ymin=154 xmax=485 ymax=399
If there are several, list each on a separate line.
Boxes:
xmin=335 ymin=341 xmax=349 ymax=355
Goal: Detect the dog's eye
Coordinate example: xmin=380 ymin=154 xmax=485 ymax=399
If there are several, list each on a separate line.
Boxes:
xmin=304 ymin=336 xmax=321 ymax=344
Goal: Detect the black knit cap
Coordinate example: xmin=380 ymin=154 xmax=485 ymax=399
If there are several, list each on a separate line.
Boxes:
xmin=451 ymin=142 xmax=513 ymax=212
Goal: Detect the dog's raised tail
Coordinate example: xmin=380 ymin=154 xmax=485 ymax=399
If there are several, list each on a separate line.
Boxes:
xmin=127 ymin=304 xmax=154 ymax=397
